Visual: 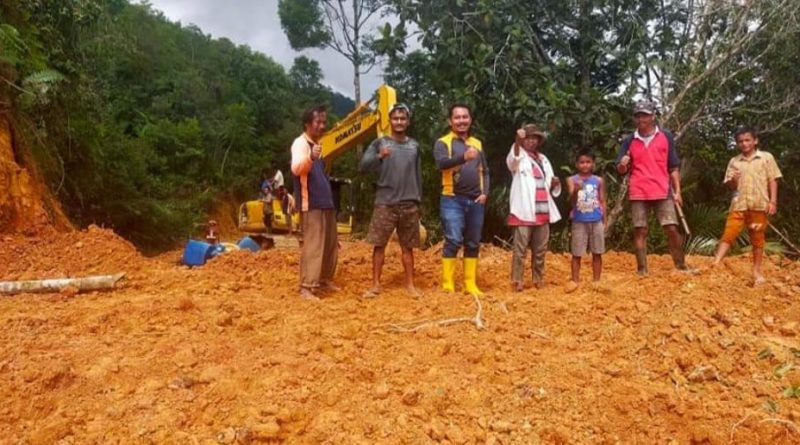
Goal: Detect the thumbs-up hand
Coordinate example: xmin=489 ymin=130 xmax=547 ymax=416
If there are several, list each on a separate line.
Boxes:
xmin=310 ymin=144 xmax=322 ymax=160
xmin=516 ymin=128 xmax=526 ymax=143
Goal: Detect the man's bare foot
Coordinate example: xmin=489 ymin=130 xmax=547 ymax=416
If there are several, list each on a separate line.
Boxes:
xmin=564 ymin=281 xmax=579 ymax=293
xmin=300 ymin=288 xmax=320 ymax=301
xmin=754 ymin=275 xmax=767 ymax=286
xmin=533 ymin=281 xmax=544 ymax=289
xmin=513 ymin=282 xmax=524 ymax=292
xmin=319 ymin=282 xmax=341 ymax=293
xmin=676 ymin=264 xmax=699 ymax=275
xmin=362 ymin=287 xmax=381 ymax=299
xmin=405 ymin=286 xmax=423 ymax=298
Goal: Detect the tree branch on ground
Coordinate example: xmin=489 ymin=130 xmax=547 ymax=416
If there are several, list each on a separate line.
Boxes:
xmin=386 ymin=293 xmax=485 ymax=332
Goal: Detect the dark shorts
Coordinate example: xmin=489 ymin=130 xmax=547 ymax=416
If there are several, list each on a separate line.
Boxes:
xmin=630 ymin=199 xmax=678 ymax=228
xmin=367 ymin=202 xmax=420 ymax=248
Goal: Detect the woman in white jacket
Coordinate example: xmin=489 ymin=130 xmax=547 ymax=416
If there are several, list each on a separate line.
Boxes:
xmin=506 ymin=124 xmax=562 ymax=291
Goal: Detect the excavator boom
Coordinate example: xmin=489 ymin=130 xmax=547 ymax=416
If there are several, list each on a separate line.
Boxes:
xmin=319 ymin=85 xmax=397 ymax=166
xmin=238 ymin=84 xmax=397 ymax=242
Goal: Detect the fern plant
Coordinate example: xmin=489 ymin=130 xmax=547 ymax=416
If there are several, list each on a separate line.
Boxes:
xmin=16 ymin=69 xmax=65 ymax=105
xmin=0 ymin=23 xmax=27 ymax=66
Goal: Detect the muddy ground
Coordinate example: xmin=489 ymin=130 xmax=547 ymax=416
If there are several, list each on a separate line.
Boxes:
xmin=1 ymin=226 xmax=800 ymax=444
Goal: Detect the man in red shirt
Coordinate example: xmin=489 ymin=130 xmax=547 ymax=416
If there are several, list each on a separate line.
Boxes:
xmin=616 ymin=100 xmax=691 ymax=276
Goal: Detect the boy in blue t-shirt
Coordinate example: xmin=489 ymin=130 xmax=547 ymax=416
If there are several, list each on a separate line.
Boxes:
xmin=566 ymin=149 xmax=607 ymax=292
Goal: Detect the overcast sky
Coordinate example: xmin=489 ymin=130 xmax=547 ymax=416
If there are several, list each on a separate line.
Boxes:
xmin=146 ymin=0 xmax=387 ymax=99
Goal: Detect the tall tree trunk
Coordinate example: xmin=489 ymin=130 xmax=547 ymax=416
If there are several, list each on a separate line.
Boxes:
xmin=352 ymin=0 xmax=362 ymax=104
xmin=354 ymin=64 xmax=361 ymax=105
xmin=577 ymin=0 xmax=592 ymax=146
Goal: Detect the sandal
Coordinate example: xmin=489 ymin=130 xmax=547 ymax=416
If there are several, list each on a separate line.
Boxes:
xmin=362 ymin=288 xmax=381 ymax=299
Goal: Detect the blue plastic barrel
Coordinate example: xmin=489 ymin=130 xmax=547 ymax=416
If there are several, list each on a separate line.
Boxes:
xmin=182 ymin=240 xmax=215 ymax=266
xmin=237 ymin=236 xmax=261 ymax=252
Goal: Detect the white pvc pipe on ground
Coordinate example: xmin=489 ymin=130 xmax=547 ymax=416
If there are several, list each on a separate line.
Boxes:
xmin=0 ymin=272 xmax=126 ymax=295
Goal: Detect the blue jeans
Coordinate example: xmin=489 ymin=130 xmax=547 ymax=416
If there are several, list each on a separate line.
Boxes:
xmin=440 ymin=195 xmax=484 ymax=258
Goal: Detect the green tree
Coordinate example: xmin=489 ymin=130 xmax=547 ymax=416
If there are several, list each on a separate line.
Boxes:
xmin=379 ymin=0 xmax=800 ymax=253
xmin=290 ymin=55 xmax=333 ymax=106
xmin=0 ymin=0 xmax=345 ymax=250
xmin=278 ymin=0 xmax=388 ymax=103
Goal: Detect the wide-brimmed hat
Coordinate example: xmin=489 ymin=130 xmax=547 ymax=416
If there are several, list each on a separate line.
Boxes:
xmin=522 ymin=123 xmax=546 ymax=140
xmin=633 ymin=100 xmax=657 ymax=115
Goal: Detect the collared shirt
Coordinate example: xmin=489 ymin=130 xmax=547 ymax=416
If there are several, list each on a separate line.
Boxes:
xmin=616 ymin=126 xmax=680 ymax=200
xmin=433 ymin=132 xmax=490 ymax=199
xmin=634 ymin=127 xmax=660 ymax=147
xmin=724 ymin=150 xmax=782 ymax=211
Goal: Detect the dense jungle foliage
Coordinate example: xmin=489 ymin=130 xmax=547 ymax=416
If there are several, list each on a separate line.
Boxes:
xmin=2 ymin=0 xmax=799 ymax=256
xmin=1 ymin=0 xmax=351 ymax=249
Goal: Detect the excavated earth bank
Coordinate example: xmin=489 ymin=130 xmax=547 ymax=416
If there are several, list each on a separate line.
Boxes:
xmin=1 ymin=227 xmax=800 ymax=444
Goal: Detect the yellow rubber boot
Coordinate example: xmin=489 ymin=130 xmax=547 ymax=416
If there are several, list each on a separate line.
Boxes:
xmin=441 ymin=258 xmax=457 ymax=292
xmin=463 ymin=257 xmax=484 ymax=296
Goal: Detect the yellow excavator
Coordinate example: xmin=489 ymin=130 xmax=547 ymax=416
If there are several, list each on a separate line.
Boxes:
xmin=237 ymin=84 xmax=398 ymax=243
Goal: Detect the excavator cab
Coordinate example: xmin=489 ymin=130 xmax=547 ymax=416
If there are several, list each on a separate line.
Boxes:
xmin=237 ymin=199 xmax=299 ymax=235
xmin=237 ymin=178 xmax=354 ymax=237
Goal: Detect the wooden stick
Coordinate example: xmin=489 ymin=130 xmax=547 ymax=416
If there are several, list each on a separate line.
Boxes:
xmin=759 ymin=417 xmax=799 ymax=433
xmin=770 ymin=223 xmax=800 ymax=256
xmin=493 ymin=235 xmax=513 ymax=251
xmin=729 ymin=412 xmax=753 ymax=443
xmin=605 ymin=176 xmax=629 ymax=236
xmin=675 ymin=202 xmax=692 ymax=236
xmin=386 ymin=294 xmax=485 ymax=332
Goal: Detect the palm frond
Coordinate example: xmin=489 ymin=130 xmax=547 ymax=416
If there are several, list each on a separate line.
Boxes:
xmin=0 ymin=23 xmax=27 ymax=64
xmin=684 ymin=204 xmax=727 ymax=238
xmin=740 ymin=241 xmax=785 ymax=256
xmin=685 ymin=235 xmax=719 ymax=256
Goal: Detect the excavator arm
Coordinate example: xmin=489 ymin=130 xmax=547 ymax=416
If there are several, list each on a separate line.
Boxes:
xmin=319 ymin=84 xmax=397 ymax=167
xmin=237 ymin=84 xmax=397 ymax=240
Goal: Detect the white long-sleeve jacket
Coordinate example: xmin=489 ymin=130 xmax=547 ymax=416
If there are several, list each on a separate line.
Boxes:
xmin=506 ymin=145 xmax=562 ymax=224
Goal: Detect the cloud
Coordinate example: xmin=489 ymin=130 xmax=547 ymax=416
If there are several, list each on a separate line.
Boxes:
xmin=145 ymin=0 xmax=386 ymax=99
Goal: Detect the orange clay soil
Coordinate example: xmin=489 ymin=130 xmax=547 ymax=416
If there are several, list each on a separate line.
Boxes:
xmin=0 ymin=117 xmax=71 ymax=235
xmin=1 ymin=226 xmax=800 ymax=444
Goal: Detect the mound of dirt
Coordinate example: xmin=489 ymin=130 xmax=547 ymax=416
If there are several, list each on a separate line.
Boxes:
xmin=205 ymin=195 xmax=242 ymax=242
xmin=1 ymin=238 xmax=800 ymax=444
xmin=0 ymin=225 xmax=146 ymax=281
